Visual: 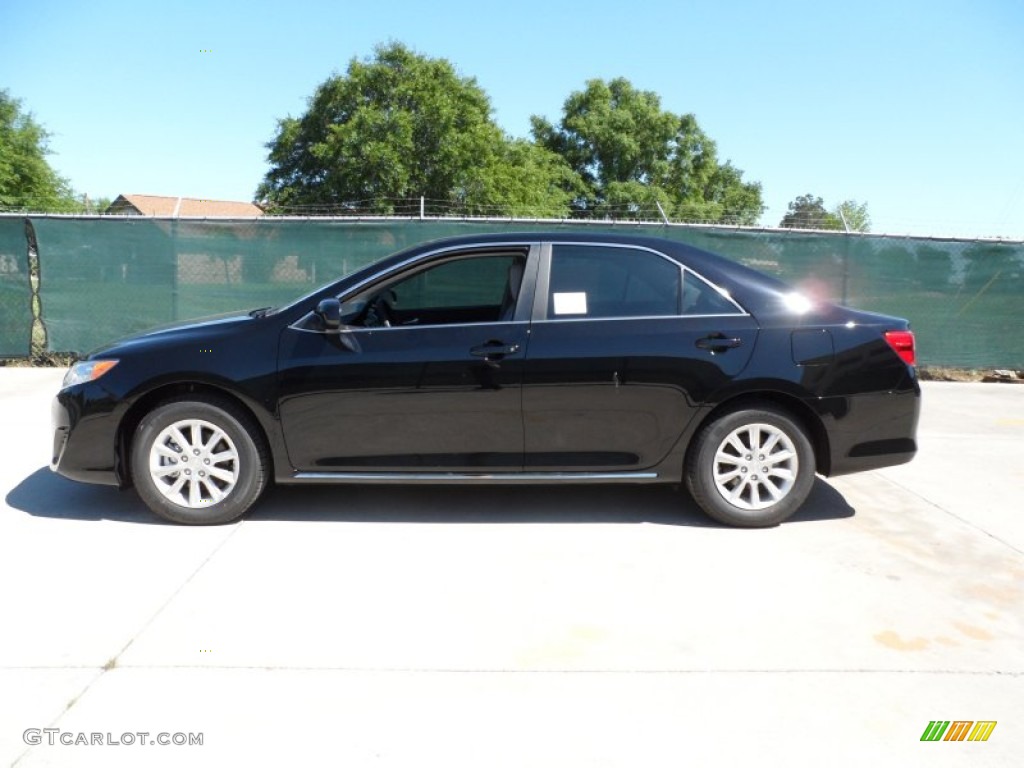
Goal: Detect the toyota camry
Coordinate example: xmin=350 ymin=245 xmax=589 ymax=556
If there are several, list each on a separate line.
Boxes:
xmin=51 ymin=233 xmax=920 ymax=527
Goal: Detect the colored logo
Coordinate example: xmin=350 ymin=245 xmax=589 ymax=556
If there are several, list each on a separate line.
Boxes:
xmin=921 ymin=721 xmax=997 ymax=742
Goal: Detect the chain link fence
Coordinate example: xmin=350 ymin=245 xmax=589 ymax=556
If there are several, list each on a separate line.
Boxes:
xmin=0 ymin=214 xmax=1020 ymax=368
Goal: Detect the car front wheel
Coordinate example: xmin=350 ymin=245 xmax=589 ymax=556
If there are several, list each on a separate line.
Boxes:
xmin=131 ymin=396 xmax=269 ymax=525
xmin=685 ymin=405 xmax=815 ymax=527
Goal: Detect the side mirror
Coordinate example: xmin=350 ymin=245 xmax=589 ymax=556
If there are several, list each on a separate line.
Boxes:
xmin=315 ymin=298 xmax=342 ymax=331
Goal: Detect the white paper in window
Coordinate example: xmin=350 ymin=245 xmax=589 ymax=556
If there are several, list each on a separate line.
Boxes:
xmin=552 ymin=292 xmax=588 ymax=315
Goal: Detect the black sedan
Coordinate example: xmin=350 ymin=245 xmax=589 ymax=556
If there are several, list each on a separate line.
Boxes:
xmin=51 ymin=233 xmax=920 ymax=527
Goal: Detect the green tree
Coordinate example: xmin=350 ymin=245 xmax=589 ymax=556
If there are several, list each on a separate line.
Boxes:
xmin=779 ymin=194 xmax=843 ymax=230
xmin=82 ymin=195 xmax=112 ymax=214
xmin=531 ymin=78 xmax=763 ymax=224
xmin=833 ymin=200 xmax=871 ymax=232
xmin=458 ymin=139 xmax=587 ymax=217
xmin=0 ymin=89 xmax=78 ymax=212
xmin=779 ymin=195 xmax=871 ymax=232
xmin=257 ymin=42 xmax=579 ymax=216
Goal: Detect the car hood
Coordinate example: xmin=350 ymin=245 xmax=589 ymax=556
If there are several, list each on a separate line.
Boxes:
xmin=87 ymin=309 xmax=258 ymax=358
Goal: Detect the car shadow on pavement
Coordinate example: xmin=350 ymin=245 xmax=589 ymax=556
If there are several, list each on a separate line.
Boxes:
xmin=7 ymin=467 xmax=854 ymax=527
xmin=5 ymin=467 xmax=158 ymax=523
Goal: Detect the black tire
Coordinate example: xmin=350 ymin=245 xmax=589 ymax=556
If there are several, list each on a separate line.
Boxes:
xmin=130 ymin=396 xmax=269 ymax=525
xmin=685 ymin=404 xmax=815 ymax=528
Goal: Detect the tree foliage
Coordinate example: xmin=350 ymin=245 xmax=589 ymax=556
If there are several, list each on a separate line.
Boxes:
xmin=531 ymin=78 xmax=764 ymax=224
xmin=0 ymin=90 xmax=78 ymax=212
xmin=779 ymin=194 xmax=842 ymax=230
xmin=457 ymin=139 xmax=586 ymax=217
xmin=84 ymin=196 xmax=112 ymax=214
xmin=834 ymin=200 xmax=871 ymax=232
xmin=780 ymin=194 xmax=871 ymax=232
xmin=257 ymin=43 xmax=580 ymax=216
xmin=260 ymin=51 xmax=767 ymax=223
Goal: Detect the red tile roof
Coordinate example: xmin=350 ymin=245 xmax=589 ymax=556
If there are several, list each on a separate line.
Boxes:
xmin=108 ymin=194 xmax=263 ymax=218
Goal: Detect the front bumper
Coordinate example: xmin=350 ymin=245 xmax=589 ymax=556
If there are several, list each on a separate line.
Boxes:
xmin=50 ymin=388 xmax=120 ymax=486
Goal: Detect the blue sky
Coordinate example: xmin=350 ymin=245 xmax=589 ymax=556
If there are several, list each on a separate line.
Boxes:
xmin=2 ymin=0 xmax=1022 ymax=238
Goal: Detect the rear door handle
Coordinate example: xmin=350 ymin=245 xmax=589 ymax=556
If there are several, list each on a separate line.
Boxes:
xmin=470 ymin=341 xmax=521 ymax=359
xmin=696 ymin=334 xmax=743 ymax=352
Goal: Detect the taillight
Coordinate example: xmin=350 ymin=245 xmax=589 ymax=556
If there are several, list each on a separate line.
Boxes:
xmin=884 ymin=330 xmax=916 ymax=366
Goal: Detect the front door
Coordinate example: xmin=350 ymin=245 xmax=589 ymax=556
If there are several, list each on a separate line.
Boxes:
xmin=277 ymin=247 xmax=536 ymax=472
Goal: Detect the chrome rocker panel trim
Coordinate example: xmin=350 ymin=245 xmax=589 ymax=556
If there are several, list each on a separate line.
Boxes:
xmin=284 ymin=471 xmax=662 ymax=484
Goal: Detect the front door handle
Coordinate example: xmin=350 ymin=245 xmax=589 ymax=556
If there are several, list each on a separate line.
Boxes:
xmin=696 ymin=334 xmax=743 ymax=353
xmin=470 ymin=341 xmax=521 ymax=360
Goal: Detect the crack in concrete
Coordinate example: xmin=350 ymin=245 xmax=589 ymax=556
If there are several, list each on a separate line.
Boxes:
xmin=11 ymin=520 xmax=246 ymax=766
xmin=877 ymin=472 xmax=1023 ymax=557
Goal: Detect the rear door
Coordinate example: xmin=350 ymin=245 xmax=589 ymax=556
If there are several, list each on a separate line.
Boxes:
xmin=521 ymin=242 xmax=758 ymax=471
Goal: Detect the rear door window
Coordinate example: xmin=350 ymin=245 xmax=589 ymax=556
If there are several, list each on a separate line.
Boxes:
xmin=547 ymin=245 xmax=681 ymax=319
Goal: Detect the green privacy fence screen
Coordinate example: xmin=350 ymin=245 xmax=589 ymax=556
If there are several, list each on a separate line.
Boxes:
xmin=4 ymin=215 xmax=1022 ymax=368
xmin=0 ymin=217 xmax=32 ymax=357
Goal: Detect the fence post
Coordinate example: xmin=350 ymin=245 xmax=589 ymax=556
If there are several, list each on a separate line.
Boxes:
xmin=170 ymin=218 xmax=179 ymax=321
xmin=841 ymin=233 xmax=850 ymax=306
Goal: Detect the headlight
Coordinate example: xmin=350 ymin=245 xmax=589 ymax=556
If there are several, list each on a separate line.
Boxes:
xmin=62 ymin=360 xmax=119 ymax=389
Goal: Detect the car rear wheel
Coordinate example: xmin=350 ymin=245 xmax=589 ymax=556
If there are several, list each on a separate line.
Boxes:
xmin=685 ymin=405 xmax=815 ymax=527
xmin=131 ymin=396 xmax=269 ymax=525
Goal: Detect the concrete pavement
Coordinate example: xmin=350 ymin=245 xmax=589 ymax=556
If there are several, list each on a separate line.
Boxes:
xmin=1 ymin=370 xmax=1021 ymax=766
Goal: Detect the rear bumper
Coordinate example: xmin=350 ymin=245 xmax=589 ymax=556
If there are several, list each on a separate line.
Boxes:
xmin=824 ymin=385 xmax=921 ymax=476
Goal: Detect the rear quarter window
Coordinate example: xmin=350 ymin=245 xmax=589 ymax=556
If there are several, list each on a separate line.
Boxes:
xmin=681 ymin=270 xmax=746 ymax=315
